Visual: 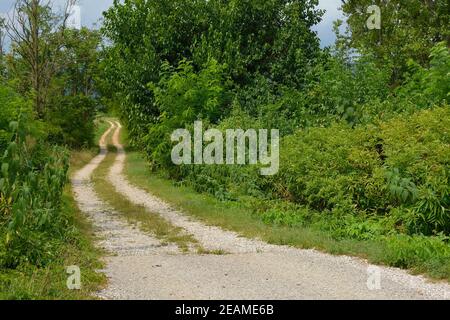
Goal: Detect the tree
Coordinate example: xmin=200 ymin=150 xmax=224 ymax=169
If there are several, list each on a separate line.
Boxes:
xmin=197 ymin=0 xmax=323 ymax=88
xmin=58 ymin=28 xmax=102 ymax=96
xmin=6 ymin=0 xmax=76 ymax=118
xmin=341 ymin=0 xmax=449 ymax=83
xmin=43 ymin=27 xmax=102 ymax=147
xmin=102 ymin=0 xmax=323 ymax=141
xmin=102 ymin=0 xmax=210 ymax=138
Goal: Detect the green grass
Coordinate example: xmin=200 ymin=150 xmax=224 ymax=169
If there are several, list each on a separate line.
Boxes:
xmin=0 ymin=148 xmax=107 ymax=300
xmin=124 ymin=147 xmax=450 ymax=282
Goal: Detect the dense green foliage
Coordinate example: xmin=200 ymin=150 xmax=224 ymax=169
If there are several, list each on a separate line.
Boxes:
xmin=46 ymin=94 xmax=96 ymax=148
xmin=102 ymin=0 xmax=323 ymax=142
xmin=0 ymin=85 xmax=28 ymax=151
xmin=44 ymin=29 xmax=103 ymax=148
xmin=168 ymin=44 xmax=450 ymax=238
xmin=7 ymin=25 xmax=102 ymax=148
xmin=144 ymin=59 xmax=230 ymax=169
xmin=1 ymin=3 xmax=104 ymax=267
xmin=274 ymin=107 xmax=449 ymax=235
xmin=0 ymin=184 xmax=106 ymax=299
xmin=1 ymin=0 xmax=448 ymax=288
xmin=0 ymin=81 xmax=103 ymax=296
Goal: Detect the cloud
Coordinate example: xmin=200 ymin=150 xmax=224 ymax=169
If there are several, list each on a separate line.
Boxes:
xmin=314 ymin=0 xmax=345 ymax=47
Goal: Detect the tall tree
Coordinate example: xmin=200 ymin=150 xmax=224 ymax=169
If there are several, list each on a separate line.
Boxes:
xmin=42 ymin=27 xmax=103 ymax=147
xmin=102 ymin=0 xmax=323 ymax=140
xmin=58 ymin=28 xmax=102 ymax=97
xmin=6 ymin=0 xmax=76 ymax=118
xmin=341 ymin=0 xmax=449 ymax=83
xmin=0 ymin=17 xmax=6 ymax=77
xmin=0 ymin=17 xmax=5 ymax=57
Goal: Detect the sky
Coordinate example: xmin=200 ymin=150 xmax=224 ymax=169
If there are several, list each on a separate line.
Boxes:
xmin=314 ymin=0 xmax=345 ymax=47
xmin=1 ymin=0 xmax=344 ymax=47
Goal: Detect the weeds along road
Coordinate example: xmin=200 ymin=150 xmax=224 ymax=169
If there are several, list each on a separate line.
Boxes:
xmin=72 ymin=121 xmax=450 ymax=300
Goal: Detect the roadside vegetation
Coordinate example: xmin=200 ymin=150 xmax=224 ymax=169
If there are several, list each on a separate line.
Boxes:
xmin=123 ymin=130 xmax=450 ymax=281
xmin=0 ymin=140 xmax=106 ymax=299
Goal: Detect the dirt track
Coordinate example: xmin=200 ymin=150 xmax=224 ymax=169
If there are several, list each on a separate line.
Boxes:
xmin=72 ymin=121 xmax=450 ymax=300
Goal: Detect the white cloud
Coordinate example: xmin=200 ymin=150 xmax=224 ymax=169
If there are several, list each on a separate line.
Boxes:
xmin=314 ymin=0 xmax=345 ymax=47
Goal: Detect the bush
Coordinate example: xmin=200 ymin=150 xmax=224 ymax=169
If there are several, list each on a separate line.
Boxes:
xmin=166 ymin=106 xmax=449 ymax=238
xmin=144 ymin=59 xmax=230 ymax=172
xmin=46 ymin=95 xmax=96 ymax=148
xmin=0 ymin=84 xmax=32 ymax=152
xmin=272 ymin=106 xmax=450 ymax=235
xmin=0 ymin=119 xmax=69 ymax=268
xmin=380 ymin=107 xmax=450 ymax=234
xmin=383 ymin=234 xmax=450 ymax=270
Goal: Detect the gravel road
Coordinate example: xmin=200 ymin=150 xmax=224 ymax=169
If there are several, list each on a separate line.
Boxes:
xmin=72 ymin=121 xmax=450 ymax=300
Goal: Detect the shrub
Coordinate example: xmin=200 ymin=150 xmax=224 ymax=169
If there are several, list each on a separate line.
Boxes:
xmin=0 ymin=119 xmax=69 ymax=268
xmin=383 ymin=234 xmax=450 ymax=270
xmin=0 ymin=85 xmax=32 ymax=152
xmin=46 ymin=95 xmax=97 ymax=148
xmin=380 ymin=107 xmax=450 ymax=234
xmin=172 ymin=106 xmax=449 ymax=237
xmin=144 ymin=59 xmax=230 ymax=172
xmin=144 ymin=82 xmax=449 ymax=237
xmin=271 ymin=106 xmax=450 ymax=235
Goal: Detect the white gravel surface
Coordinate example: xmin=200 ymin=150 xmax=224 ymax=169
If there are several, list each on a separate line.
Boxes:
xmin=71 ymin=121 xmax=450 ymax=300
